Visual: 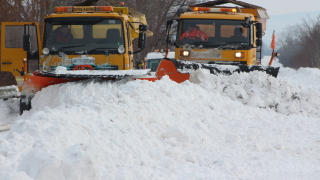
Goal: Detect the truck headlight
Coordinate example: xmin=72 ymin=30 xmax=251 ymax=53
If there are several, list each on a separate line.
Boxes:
xmin=235 ymin=52 xmax=244 ymax=58
xmin=118 ymin=45 xmax=125 ymax=54
xmin=42 ymin=48 xmax=49 ymax=55
xmin=180 ymin=50 xmax=190 ymax=57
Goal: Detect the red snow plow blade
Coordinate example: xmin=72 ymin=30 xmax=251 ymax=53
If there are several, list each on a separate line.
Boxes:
xmin=155 ymin=58 xmax=190 ymax=83
xmin=22 ymin=69 xmax=157 ymax=94
xmin=155 ymin=58 xmax=280 ymax=83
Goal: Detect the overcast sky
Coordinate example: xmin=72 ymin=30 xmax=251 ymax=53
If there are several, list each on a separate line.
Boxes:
xmin=208 ymin=0 xmax=320 ymax=16
xmin=244 ymin=0 xmax=320 ymax=15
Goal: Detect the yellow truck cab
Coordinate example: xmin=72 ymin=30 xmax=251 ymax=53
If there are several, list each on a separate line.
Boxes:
xmin=161 ymin=0 xmax=279 ymax=79
xmin=173 ymin=3 xmax=268 ymax=66
xmin=39 ymin=6 xmax=149 ymax=72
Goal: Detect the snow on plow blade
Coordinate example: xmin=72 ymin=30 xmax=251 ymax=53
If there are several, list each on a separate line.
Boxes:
xmin=156 ymin=58 xmax=280 ymax=83
xmin=22 ymin=68 xmax=157 ymax=95
xmin=0 ymin=86 xmax=19 ymax=99
xmin=0 ymin=71 xmax=19 ymax=99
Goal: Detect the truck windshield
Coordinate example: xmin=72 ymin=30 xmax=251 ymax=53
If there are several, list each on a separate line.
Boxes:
xmin=146 ymin=59 xmax=162 ymax=72
xmin=177 ymin=19 xmax=250 ymax=48
xmin=43 ymin=17 xmax=124 ymax=54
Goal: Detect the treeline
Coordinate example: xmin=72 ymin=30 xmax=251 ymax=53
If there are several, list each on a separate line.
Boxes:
xmin=0 ymin=0 xmax=199 ymax=60
xmin=108 ymin=0 xmax=200 ymax=60
xmin=278 ymin=15 xmax=320 ymax=69
xmin=0 ymin=0 xmax=74 ymax=31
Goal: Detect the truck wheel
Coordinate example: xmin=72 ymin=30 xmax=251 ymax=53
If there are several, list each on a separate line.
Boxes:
xmin=20 ymin=95 xmax=32 ymax=115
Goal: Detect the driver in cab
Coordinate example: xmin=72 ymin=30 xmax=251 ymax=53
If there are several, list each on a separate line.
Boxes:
xmin=47 ymin=25 xmax=73 ymax=45
xmin=180 ymin=23 xmax=208 ymax=41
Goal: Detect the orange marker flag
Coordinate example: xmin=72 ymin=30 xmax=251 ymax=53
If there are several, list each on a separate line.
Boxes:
xmin=268 ymin=30 xmax=276 ymax=66
xmin=270 ymin=30 xmax=276 ymax=50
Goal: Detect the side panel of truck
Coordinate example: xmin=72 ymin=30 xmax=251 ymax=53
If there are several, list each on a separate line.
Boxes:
xmin=0 ymin=22 xmax=40 ymax=88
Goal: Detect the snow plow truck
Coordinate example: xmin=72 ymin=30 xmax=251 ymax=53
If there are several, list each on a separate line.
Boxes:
xmin=155 ymin=0 xmax=280 ymax=83
xmin=4 ymin=3 xmax=156 ymax=114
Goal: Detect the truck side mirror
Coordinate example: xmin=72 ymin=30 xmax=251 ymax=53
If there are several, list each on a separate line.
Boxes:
xmin=23 ymin=34 xmax=31 ymax=51
xmin=256 ymin=39 xmax=262 ymax=46
xmin=139 ymin=24 xmax=147 ymax=31
xmin=255 ymin=23 xmax=262 ymax=39
xmin=166 ymin=20 xmax=176 ymax=45
xmin=166 ymin=36 xmax=171 ymax=44
xmin=241 ymin=17 xmax=251 ymax=28
xmin=138 ymin=32 xmax=146 ymax=49
xmin=167 ymin=36 xmax=176 ymax=46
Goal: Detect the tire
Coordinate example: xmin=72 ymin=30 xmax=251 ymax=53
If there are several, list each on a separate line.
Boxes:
xmin=20 ymin=95 xmax=32 ymax=115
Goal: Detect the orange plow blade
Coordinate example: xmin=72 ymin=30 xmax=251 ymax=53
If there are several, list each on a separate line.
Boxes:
xmin=22 ymin=72 xmax=72 ymax=94
xmin=155 ymin=58 xmax=190 ymax=83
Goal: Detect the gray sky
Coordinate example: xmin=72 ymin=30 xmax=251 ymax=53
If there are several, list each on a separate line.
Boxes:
xmin=237 ymin=0 xmax=320 ymax=15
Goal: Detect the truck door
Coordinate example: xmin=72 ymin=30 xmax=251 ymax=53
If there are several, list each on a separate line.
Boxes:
xmin=0 ymin=22 xmax=41 ymax=88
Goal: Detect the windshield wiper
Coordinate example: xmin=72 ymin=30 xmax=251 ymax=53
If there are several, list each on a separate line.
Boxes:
xmin=193 ymin=42 xmax=216 ymax=45
xmin=193 ymin=42 xmax=218 ymax=47
xmin=217 ymin=42 xmax=245 ymax=49
xmin=87 ymin=48 xmax=117 ymax=54
xmin=53 ymin=45 xmax=86 ymax=52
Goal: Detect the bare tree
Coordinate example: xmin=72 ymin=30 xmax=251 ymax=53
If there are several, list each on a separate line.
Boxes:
xmin=298 ymin=15 xmax=320 ymax=68
xmin=278 ymin=14 xmax=320 ymax=69
xmin=119 ymin=0 xmax=199 ymax=60
xmin=278 ymin=25 xmax=301 ymax=68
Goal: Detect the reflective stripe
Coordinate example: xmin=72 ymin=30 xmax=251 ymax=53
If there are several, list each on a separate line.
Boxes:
xmin=200 ymin=34 xmax=205 ymax=40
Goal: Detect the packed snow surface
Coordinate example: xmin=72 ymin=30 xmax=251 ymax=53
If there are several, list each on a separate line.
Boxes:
xmin=0 ymin=58 xmax=320 ymax=180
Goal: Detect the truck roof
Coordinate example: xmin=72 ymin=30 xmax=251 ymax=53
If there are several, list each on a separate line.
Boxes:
xmin=186 ymin=0 xmax=269 ymax=32
xmin=191 ymin=0 xmax=265 ymax=10
xmin=180 ymin=12 xmax=254 ymax=20
xmin=147 ymin=52 xmax=175 ymax=59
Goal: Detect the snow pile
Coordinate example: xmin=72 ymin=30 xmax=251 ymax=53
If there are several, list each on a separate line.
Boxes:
xmin=190 ymin=69 xmax=320 ymax=117
xmin=0 ymin=98 xmax=19 ymax=124
xmin=0 ymin=63 xmax=320 ymax=180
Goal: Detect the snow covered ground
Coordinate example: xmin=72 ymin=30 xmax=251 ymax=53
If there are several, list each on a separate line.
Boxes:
xmin=0 ymin=57 xmax=319 ymax=180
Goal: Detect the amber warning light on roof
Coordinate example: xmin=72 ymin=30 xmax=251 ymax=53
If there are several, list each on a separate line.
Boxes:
xmin=192 ymin=7 xmax=237 ymax=13
xmin=55 ymin=6 xmax=114 ymax=13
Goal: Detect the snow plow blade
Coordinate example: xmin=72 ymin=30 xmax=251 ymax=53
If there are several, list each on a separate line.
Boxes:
xmin=156 ymin=58 xmax=280 ymax=83
xmin=23 ymin=68 xmax=157 ymax=93
xmin=0 ymin=71 xmax=19 ymax=99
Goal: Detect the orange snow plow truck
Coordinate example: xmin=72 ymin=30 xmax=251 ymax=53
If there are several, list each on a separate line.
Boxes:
xmin=156 ymin=0 xmax=280 ymax=83
xmin=0 ymin=5 xmax=155 ymax=114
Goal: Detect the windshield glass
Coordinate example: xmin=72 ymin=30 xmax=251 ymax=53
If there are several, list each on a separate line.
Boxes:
xmin=44 ymin=17 xmax=124 ymax=54
xmin=177 ymin=19 xmax=250 ymax=49
xmin=146 ymin=59 xmax=162 ymax=71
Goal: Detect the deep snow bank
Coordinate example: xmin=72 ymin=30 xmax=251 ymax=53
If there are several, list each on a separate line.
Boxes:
xmin=0 ymin=69 xmax=319 ymax=180
xmin=190 ymin=69 xmax=320 ymax=117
